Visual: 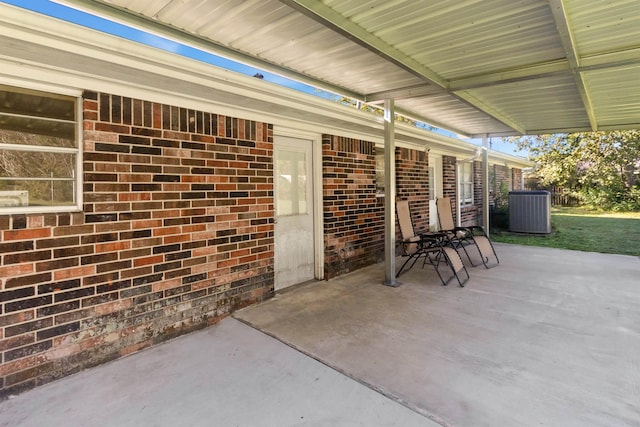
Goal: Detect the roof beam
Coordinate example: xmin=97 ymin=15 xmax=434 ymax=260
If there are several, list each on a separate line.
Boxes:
xmin=579 ymin=46 xmax=640 ymax=71
xmin=393 ymin=107 xmax=473 ymax=138
xmin=455 ymin=92 xmax=527 ymax=135
xmin=277 ymin=0 xmax=449 ymax=89
xmin=450 ymin=48 xmax=640 ymax=92
xmin=548 ymin=0 xmax=598 ymax=131
xmin=374 ymin=46 xmax=640 ymax=101
xmin=365 ymin=84 xmax=441 ymax=103
xmin=450 ymin=60 xmax=570 ymax=91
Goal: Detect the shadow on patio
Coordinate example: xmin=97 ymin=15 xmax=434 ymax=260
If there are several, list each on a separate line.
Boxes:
xmin=235 ymin=243 xmax=640 ymax=426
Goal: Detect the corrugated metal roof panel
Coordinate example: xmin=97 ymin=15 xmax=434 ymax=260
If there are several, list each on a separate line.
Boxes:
xmin=468 ymin=74 xmax=591 ymax=133
xmin=340 ymin=0 xmax=566 ymax=80
xmin=585 ymin=65 xmax=640 ymax=128
xmin=397 ymin=94 xmax=514 ymax=136
xmin=568 ymin=0 xmax=640 ymax=56
xmin=55 ymin=0 xmax=640 ymax=136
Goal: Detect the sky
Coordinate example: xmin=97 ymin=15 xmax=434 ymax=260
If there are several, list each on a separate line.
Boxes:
xmin=1 ymin=0 xmax=524 ymax=156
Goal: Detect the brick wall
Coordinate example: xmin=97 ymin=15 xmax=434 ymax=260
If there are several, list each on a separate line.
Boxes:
xmin=322 ymin=140 xmax=431 ymax=278
xmin=512 ymin=168 xmax=523 ymax=191
xmin=441 ymin=155 xmax=458 ymax=223
xmin=322 ymin=136 xmax=383 ymax=278
xmin=491 ymin=164 xmax=509 ymax=207
xmin=0 ymin=91 xmax=274 ymax=397
xmin=442 ymin=156 xmax=457 ymax=202
xmin=460 ymin=205 xmax=480 ymax=227
xmin=396 ymin=148 xmax=429 ymax=234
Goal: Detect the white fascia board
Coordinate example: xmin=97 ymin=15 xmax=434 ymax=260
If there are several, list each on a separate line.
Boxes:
xmin=393 ymin=123 xmax=532 ymax=168
xmin=487 ymin=152 xmax=533 ymax=169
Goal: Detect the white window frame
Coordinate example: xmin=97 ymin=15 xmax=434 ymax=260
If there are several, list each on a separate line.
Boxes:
xmin=375 ymin=146 xmax=385 ymax=197
xmin=459 ymin=161 xmax=474 ymax=206
xmin=0 ymin=85 xmax=83 ymax=214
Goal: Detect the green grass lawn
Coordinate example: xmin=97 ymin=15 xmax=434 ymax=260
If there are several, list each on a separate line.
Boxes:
xmin=491 ymin=206 xmax=640 ymax=256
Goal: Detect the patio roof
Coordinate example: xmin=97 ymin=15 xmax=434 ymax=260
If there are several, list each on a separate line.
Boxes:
xmin=56 ymin=0 xmax=640 ymax=137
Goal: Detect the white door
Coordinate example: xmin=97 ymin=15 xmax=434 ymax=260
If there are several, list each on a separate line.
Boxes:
xmin=429 ymin=154 xmax=443 ymax=231
xmin=274 ymin=136 xmax=315 ymax=290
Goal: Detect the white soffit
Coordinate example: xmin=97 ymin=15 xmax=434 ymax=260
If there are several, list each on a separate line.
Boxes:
xmin=44 ymin=0 xmax=640 ymax=137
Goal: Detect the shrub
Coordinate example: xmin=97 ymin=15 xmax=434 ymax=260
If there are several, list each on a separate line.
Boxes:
xmin=580 ymin=185 xmax=640 ymax=212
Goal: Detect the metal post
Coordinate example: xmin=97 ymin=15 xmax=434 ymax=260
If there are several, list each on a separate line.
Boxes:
xmin=455 ymin=162 xmax=461 ymax=227
xmin=482 ymin=135 xmax=490 ymax=236
xmin=383 ymin=98 xmax=397 ymax=286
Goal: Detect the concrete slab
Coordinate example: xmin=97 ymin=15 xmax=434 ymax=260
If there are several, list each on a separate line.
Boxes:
xmin=235 ymin=244 xmax=640 ymax=427
xmin=0 ymin=318 xmax=435 ymax=427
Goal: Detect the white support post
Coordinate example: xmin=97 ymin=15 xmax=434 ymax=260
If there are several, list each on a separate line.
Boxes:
xmin=482 ymin=135 xmax=490 ymax=236
xmin=455 ymin=162 xmax=462 ymax=227
xmin=383 ymin=98 xmax=397 ymax=286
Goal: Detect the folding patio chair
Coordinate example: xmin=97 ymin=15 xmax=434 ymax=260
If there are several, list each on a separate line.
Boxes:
xmin=436 ymin=197 xmax=499 ymax=269
xmin=396 ymin=200 xmax=469 ymax=286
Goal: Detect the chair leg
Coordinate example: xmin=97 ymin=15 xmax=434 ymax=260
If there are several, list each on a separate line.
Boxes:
xmin=396 ymin=252 xmax=423 ymax=277
xmin=423 ymin=250 xmax=450 ymax=286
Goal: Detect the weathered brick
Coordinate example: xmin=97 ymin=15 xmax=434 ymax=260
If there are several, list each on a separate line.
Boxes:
xmin=4 ymin=341 xmax=53 ymax=362
xmin=81 ymin=291 xmax=120 ymax=308
xmin=37 ymin=279 xmax=81 ymax=295
xmin=36 ymin=322 xmax=81 ymax=340
xmin=36 ymin=301 xmax=81 ymax=318
xmin=96 ymin=279 xmax=132 ymax=294
xmin=0 ymin=334 xmax=35 ymax=352
xmin=83 ymin=272 xmax=119 ymax=287
xmin=5 ymin=318 xmax=53 ymax=338
xmin=54 ymin=287 xmax=95 ymax=303
xmin=0 ymin=310 xmax=36 ymax=329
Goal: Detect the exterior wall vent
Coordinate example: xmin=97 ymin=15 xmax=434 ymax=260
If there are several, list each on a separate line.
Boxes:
xmin=508 ymin=191 xmax=551 ymax=234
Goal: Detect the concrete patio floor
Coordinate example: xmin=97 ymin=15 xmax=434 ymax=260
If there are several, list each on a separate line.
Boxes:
xmin=235 ymin=243 xmax=640 ymax=426
xmin=0 ymin=317 xmax=432 ymax=427
xmin=1 ymin=243 xmax=639 ymax=426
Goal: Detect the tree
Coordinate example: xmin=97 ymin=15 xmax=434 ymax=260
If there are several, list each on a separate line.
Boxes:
xmin=507 ymin=130 xmax=640 ymax=211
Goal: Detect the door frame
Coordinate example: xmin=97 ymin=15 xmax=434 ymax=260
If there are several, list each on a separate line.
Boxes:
xmin=429 ymin=153 xmax=443 ymax=231
xmin=273 ymin=126 xmax=324 ymax=281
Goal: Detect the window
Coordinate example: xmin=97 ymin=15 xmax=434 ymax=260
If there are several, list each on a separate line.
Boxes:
xmin=275 ymin=148 xmax=308 ymax=216
xmin=0 ymin=86 xmax=81 ymax=212
xmin=459 ymin=162 xmax=473 ymax=206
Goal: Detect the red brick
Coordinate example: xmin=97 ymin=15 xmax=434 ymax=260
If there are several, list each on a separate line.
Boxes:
xmin=53 ymin=266 xmax=96 ymax=281
xmin=95 ymin=241 xmax=130 ymax=253
xmin=0 ymin=263 xmax=35 ymax=279
xmin=3 ymin=228 xmax=51 ymax=241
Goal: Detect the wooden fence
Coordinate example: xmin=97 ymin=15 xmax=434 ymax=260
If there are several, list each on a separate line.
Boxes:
xmin=551 ymin=191 xmax=580 ymax=206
